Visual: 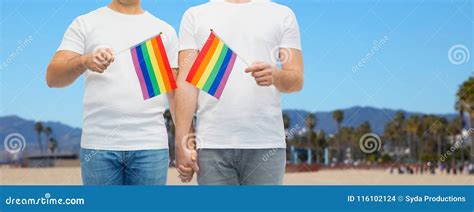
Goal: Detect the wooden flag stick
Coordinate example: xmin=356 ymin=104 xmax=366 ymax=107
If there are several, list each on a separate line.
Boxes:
xmin=210 ymin=29 xmax=253 ymax=66
xmin=114 ymin=32 xmax=163 ymax=55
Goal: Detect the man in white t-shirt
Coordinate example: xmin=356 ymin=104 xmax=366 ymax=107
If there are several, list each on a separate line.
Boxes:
xmin=175 ymin=0 xmax=304 ymax=185
xmin=46 ymin=0 xmax=178 ymax=185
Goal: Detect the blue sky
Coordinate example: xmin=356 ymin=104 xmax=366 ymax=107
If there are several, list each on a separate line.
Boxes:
xmin=0 ymin=0 xmax=472 ymax=127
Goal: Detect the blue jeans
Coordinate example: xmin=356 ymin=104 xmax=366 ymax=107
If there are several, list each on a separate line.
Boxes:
xmin=197 ymin=149 xmax=286 ymax=185
xmin=80 ymin=148 xmax=169 ymax=185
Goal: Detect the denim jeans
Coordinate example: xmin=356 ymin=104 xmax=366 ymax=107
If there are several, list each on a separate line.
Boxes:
xmin=197 ymin=149 xmax=286 ymax=185
xmin=80 ymin=148 xmax=169 ymax=185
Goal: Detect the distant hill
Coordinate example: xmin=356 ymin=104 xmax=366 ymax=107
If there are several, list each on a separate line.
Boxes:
xmin=0 ymin=106 xmax=457 ymax=162
xmin=283 ymin=106 xmax=457 ymax=135
xmin=0 ymin=115 xmax=81 ymax=162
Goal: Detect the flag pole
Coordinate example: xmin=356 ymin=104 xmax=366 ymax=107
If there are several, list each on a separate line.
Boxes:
xmin=210 ymin=29 xmax=253 ymax=66
xmin=114 ymin=32 xmax=163 ymax=55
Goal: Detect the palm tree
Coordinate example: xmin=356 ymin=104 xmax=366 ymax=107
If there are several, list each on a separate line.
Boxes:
xmin=305 ymin=113 xmax=317 ymax=164
xmin=47 ymin=137 xmax=58 ymax=166
xmin=34 ymin=122 xmax=44 ymax=154
xmin=44 ymin=126 xmax=52 ymax=154
xmin=316 ymin=130 xmax=327 ymax=163
xmin=44 ymin=126 xmax=52 ymax=137
xmin=357 ymin=122 xmax=371 ymax=135
xmin=283 ymin=113 xmax=290 ymax=134
xmin=355 ymin=122 xmax=372 ymax=161
xmin=383 ymin=112 xmax=406 ymax=161
xmin=456 ymin=76 xmax=474 ymax=162
xmin=405 ymin=116 xmax=421 ymax=162
xmin=48 ymin=137 xmax=58 ymax=154
xmin=338 ymin=127 xmax=354 ymax=163
xmin=332 ymin=110 xmax=344 ymax=131
xmin=305 ymin=113 xmax=316 ymax=130
xmin=426 ymin=116 xmax=447 ymax=162
xmin=447 ymin=117 xmax=463 ymax=163
xmin=332 ymin=110 xmax=344 ymax=162
xmin=305 ymin=113 xmax=317 ymax=145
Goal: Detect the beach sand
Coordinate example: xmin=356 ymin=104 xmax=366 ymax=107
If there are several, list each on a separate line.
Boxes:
xmin=1 ymin=167 xmax=472 ymax=185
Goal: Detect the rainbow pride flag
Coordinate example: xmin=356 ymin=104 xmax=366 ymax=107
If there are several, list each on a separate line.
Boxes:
xmin=130 ymin=33 xmax=176 ymax=100
xmin=186 ymin=31 xmax=237 ymax=99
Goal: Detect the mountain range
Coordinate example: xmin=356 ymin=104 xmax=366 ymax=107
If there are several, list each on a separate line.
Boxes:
xmin=283 ymin=106 xmax=456 ymax=134
xmin=0 ymin=115 xmax=81 ymax=162
xmin=0 ymin=106 xmax=457 ymax=162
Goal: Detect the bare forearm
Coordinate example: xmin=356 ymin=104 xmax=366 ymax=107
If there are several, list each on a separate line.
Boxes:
xmin=174 ymin=83 xmax=198 ymax=151
xmin=46 ymin=55 xmax=86 ymax=88
xmin=273 ymin=69 xmax=304 ymax=93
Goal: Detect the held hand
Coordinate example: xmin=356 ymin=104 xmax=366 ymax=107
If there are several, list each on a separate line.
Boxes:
xmin=176 ymin=149 xmax=198 ymax=183
xmin=82 ymin=48 xmax=115 ymax=73
xmin=175 ymin=135 xmax=199 ymax=183
xmin=244 ymin=61 xmax=277 ymax=86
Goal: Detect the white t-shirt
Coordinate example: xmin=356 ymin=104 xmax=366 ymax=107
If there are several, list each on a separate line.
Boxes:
xmin=179 ymin=1 xmax=301 ymax=149
xmin=58 ymin=7 xmax=178 ymax=151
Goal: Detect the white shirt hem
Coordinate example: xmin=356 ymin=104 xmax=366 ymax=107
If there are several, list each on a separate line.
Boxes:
xmin=81 ymin=143 xmax=169 ymax=151
xmin=196 ymin=142 xmax=286 ymax=149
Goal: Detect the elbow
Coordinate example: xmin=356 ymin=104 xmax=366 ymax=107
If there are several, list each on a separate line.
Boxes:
xmin=279 ymin=82 xmax=302 ymax=93
xmin=46 ymin=65 xmax=60 ymax=88
xmin=293 ymin=69 xmax=304 ymax=92
xmin=294 ymin=79 xmax=304 ymax=92
xmin=295 ymin=68 xmax=304 ymax=92
xmin=284 ymin=74 xmax=304 ymax=93
xmin=289 ymin=78 xmax=303 ymax=93
xmin=277 ymin=67 xmax=304 ymax=93
xmin=45 ymin=68 xmax=55 ymax=88
xmin=46 ymin=76 xmax=55 ymax=88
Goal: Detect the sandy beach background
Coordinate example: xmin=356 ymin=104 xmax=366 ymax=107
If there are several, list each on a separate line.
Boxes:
xmin=1 ymin=167 xmax=472 ymax=185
